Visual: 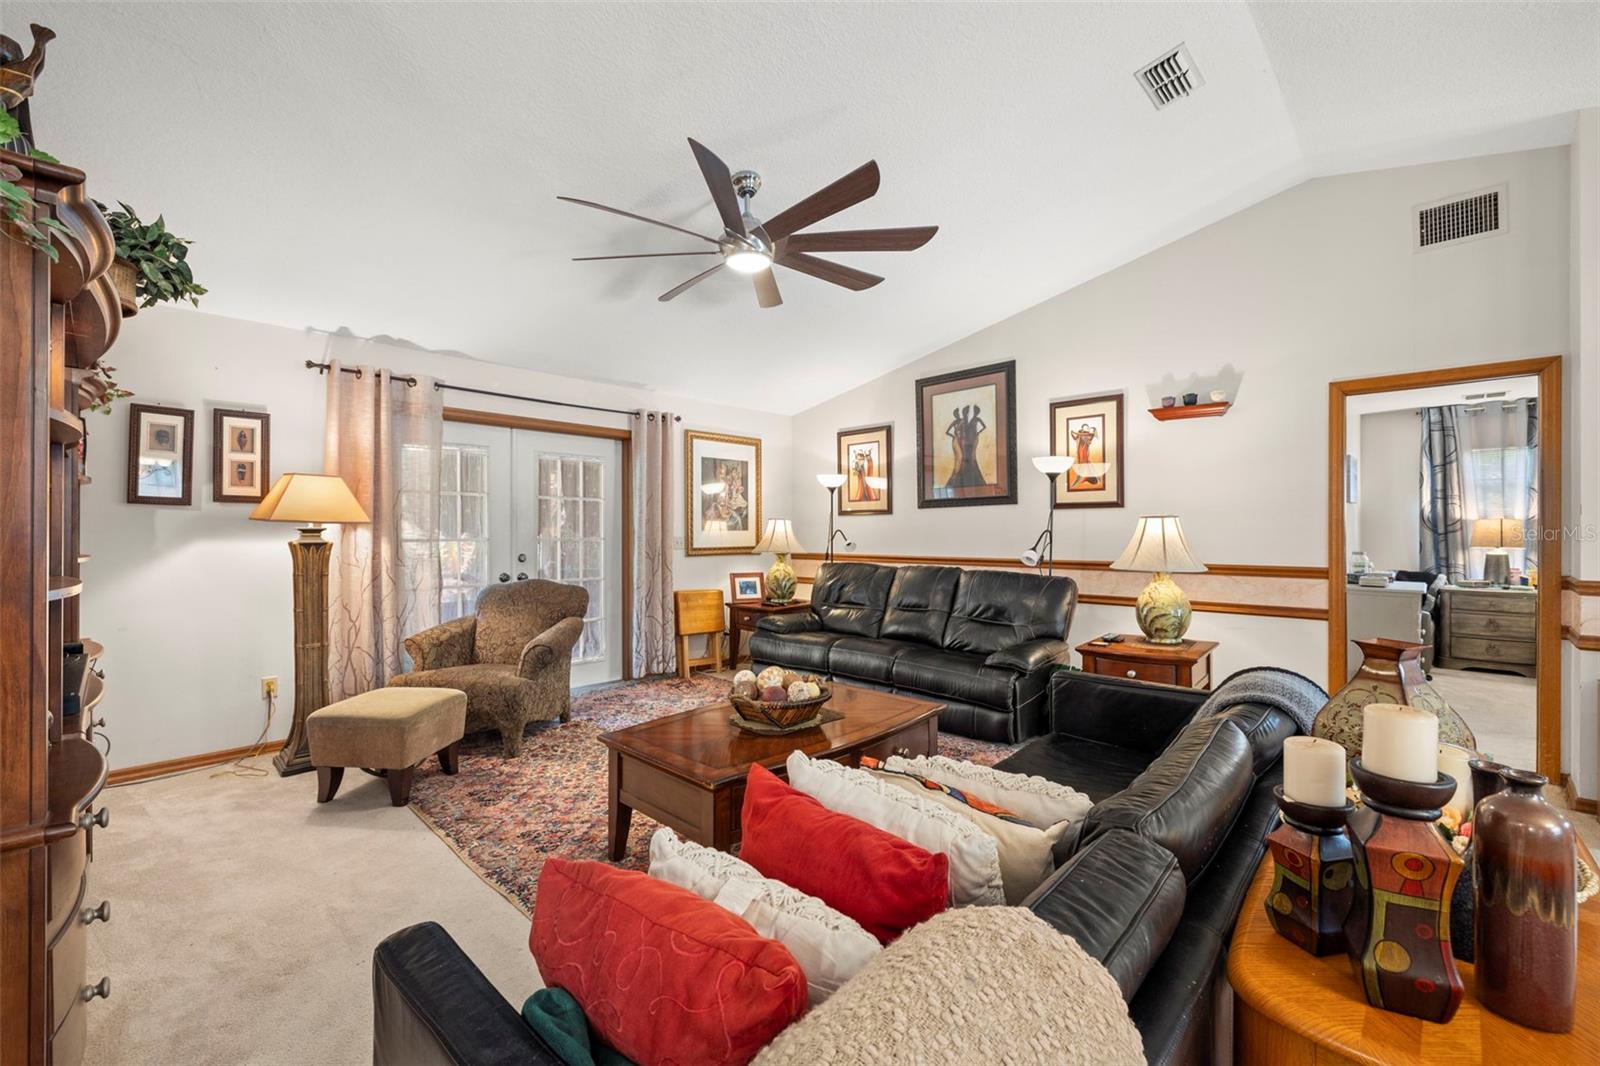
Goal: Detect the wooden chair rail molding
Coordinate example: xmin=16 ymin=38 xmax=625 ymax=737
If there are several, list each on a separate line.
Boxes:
xmin=1561 ymin=576 xmax=1600 ymax=596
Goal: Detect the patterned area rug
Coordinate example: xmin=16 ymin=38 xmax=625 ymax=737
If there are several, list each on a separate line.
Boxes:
xmin=409 ymin=676 xmax=1016 ymax=915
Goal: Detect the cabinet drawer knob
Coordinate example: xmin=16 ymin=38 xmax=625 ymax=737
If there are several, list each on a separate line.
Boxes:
xmin=81 ymin=977 xmax=111 ymax=1002
xmin=81 ymin=901 xmax=110 ymax=925
xmin=79 ymin=807 xmax=109 ymax=831
xmin=892 ymin=747 xmax=911 ymax=758
xmin=1126 ymin=669 xmax=1138 ymax=678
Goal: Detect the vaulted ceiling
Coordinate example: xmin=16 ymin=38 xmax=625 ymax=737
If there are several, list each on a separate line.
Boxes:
xmin=10 ymin=2 xmax=1598 ymax=410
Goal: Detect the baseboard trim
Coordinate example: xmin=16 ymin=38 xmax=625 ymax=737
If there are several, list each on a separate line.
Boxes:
xmin=107 ymin=739 xmax=286 ymax=786
xmin=1562 ymin=774 xmax=1598 ymax=815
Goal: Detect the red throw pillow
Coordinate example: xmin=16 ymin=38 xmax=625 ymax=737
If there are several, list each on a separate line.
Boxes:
xmin=530 ymin=858 xmax=805 ymax=1066
xmin=739 ymin=762 xmax=948 ymax=944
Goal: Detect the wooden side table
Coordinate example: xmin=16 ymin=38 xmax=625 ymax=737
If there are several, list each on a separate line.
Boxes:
xmin=1228 ymin=844 xmax=1599 ymax=1065
xmin=726 ymin=600 xmax=812 ymax=666
xmin=1075 ymin=635 xmax=1217 ymax=689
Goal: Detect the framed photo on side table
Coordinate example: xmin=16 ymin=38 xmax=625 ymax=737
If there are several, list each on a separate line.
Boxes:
xmin=1048 ymin=393 xmax=1124 ymax=508
xmin=684 ymin=430 xmax=762 ymax=555
xmin=915 ymin=360 xmax=1016 ymax=508
xmin=212 ymin=407 xmax=271 ymax=503
xmin=126 ymin=402 xmax=195 ymax=506
xmin=728 ymin=571 xmax=766 ymax=604
xmin=837 ymin=424 xmax=892 ymax=515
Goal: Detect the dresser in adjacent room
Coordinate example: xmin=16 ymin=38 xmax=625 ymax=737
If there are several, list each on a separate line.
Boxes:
xmin=1437 ymin=584 xmax=1538 ymax=677
xmin=0 ymin=141 xmax=124 ymax=1065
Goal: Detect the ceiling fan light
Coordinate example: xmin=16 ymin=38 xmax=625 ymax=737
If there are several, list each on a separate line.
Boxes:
xmin=725 ymin=249 xmax=772 ymax=274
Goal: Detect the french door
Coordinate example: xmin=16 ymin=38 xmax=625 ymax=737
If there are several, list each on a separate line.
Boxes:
xmin=439 ymin=421 xmax=624 ymax=687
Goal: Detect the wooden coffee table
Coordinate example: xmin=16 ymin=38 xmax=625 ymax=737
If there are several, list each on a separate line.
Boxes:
xmin=599 ymin=683 xmax=944 ymax=859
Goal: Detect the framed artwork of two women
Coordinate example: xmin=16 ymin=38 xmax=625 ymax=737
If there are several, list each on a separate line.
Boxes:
xmin=914 ymin=361 xmax=1017 ymax=508
xmin=836 ymin=424 xmax=892 ymax=515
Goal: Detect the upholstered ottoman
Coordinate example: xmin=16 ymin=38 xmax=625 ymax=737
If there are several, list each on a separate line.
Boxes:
xmin=307 ymin=687 xmax=467 ymax=806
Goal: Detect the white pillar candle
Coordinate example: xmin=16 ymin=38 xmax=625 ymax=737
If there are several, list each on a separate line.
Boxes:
xmin=1361 ymin=703 xmax=1439 ymax=783
xmin=1283 ymin=736 xmax=1348 ymax=808
xmin=1437 ymin=743 xmax=1475 ymax=817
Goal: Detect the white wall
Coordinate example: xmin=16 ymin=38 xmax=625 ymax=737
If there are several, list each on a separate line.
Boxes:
xmin=1355 ymin=409 xmax=1422 ymax=573
xmin=790 ymin=146 xmax=1573 ymax=749
xmin=85 ymin=311 xmax=792 ymax=770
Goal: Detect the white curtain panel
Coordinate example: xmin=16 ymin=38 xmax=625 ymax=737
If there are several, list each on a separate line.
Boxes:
xmin=1458 ymin=398 xmax=1539 ymax=573
xmin=323 ymin=354 xmax=444 ymax=699
xmin=632 ymin=410 xmax=676 ymax=676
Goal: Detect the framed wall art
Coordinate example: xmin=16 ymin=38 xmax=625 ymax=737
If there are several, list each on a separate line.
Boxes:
xmin=728 ymin=571 xmax=766 ymax=603
xmin=1048 ymin=393 xmax=1125 ymax=508
xmin=836 ymin=423 xmax=892 ymax=516
xmin=915 ymin=360 xmax=1016 ymax=508
xmin=212 ymin=407 xmax=271 ymax=503
xmin=684 ymin=430 xmax=762 ymax=555
xmin=126 ymin=402 xmax=195 ymax=506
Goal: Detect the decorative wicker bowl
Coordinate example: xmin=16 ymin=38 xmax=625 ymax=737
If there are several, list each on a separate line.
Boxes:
xmin=730 ymin=685 xmax=832 ymax=730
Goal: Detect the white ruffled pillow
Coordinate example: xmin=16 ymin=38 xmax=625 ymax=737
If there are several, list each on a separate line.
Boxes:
xmin=647 ymin=828 xmax=881 ymax=1004
xmin=784 ymin=751 xmax=1005 ymax=907
xmin=883 ymin=754 xmax=1093 ymax=828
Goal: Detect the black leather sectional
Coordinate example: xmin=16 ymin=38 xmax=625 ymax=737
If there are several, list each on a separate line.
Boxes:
xmin=747 ymin=561 xmax=1078 ymax=742
xmin=370 ymin=669 xmax=1306 ymax=1066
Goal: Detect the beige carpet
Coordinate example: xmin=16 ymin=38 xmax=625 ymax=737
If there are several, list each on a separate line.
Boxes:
xmin=1429 ymin=666 xmax=1536 ymax=770
xmin=84 ymin=757 xmax=538 ymax=1066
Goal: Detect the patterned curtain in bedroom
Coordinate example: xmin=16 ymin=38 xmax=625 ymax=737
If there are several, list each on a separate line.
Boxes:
xmin=1420 ymin=406 xmax=1470 ymax=582
xmin=632 ymin=410 xmax=676 ymax=676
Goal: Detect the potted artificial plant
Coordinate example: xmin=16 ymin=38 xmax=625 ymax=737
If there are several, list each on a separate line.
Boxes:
xmin=96 ymin=199 xmax=206 ymax=313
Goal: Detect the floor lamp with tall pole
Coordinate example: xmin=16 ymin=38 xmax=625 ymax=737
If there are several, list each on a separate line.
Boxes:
xmin=250 ymin=472 xmax=370 ymax=776
xmin=1021 ymin=456 xmax=1073 ymax=574
xmin=816 ymin=473 xmax=854 ymax=563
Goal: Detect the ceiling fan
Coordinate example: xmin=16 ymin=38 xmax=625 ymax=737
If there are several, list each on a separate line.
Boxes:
xmin=559 ymin=138 xmax=937 ymax=309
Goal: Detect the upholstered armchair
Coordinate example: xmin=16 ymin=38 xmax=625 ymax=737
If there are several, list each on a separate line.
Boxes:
xmin=388 ymin=580 xmax=588 ymax=756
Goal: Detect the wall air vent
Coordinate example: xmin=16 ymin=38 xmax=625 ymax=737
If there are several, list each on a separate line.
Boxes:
xmin=1415 ymin=185 xmax=1505 ymax=250
xmin=1136 ymin=44 xmax=1204 ymax=110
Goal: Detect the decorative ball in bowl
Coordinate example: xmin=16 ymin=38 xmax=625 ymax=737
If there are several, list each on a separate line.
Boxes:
xmin=730 ymin=667 xmax=831 ymax=729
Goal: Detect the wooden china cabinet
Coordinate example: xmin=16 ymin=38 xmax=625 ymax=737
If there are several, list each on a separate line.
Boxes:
xmin=0 ymin=146 xmax=124 ymax=1066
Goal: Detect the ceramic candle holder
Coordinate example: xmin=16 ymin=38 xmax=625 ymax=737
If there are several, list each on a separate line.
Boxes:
xmin=1343 ymin=758 xmax=1465 ymax=1024
xmin=1265 ymin=786 xmax=1356 ymax=956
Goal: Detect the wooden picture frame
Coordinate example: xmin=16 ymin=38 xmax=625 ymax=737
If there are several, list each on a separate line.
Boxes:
xmin=126 ymin=402 xmax=194 ymax=506
xmin=915 ymin=360 xmax=1017 ymax=508
xmin=212 ymin=407 xmax=271 ymax=503
xmin=684 ymin=430 xmax=762 ymax=555
xmin=837 ymin=424 xmax=893 ymax=516
xmin=728 ymin=571 xmax=766 ymax=603
xmin=1048 ymin=392 xmax=1125 ymax=508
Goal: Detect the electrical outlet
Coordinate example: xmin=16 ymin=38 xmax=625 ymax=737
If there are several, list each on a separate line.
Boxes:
xmin=261 ymin=676 xmax=278 ymax=699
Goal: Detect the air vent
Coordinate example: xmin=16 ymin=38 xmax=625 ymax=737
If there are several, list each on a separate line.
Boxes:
xmin=1415 ymin=185 xmax=1505 ymax=250
xmin=1137 ymin=44 xmax=1204 ymax=109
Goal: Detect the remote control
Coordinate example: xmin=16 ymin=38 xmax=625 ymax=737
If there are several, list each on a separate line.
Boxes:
xmin=1098 ymin=633 xmax=1123 ymax=643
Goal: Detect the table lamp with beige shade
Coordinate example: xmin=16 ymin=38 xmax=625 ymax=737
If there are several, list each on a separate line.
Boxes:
xmin=250 ymin=473 xmax=370 ymax=775
xmin=1109 ymin=514 xmax=1207 ymax=644
xmin=1470 ymin=517 xmax=1524 ymax=586
xmin=755 ymin=518 xmax=804 ymax=605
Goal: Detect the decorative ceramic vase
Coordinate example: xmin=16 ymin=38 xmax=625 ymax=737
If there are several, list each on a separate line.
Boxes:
xmin=765 ymin=553 xmax=796 ymax=604
xmin=1161 ymin=395 xmax=1176 ymax=408
xmin=1182 ymin=392 xmax=1198 ymax=405
xmin=1469 ymin=757 xmax=1510 ymax=806
xmin=1343 ymin=759 xmax=1465 ymax=1024
xmin=1314 ymin=638 xmax=1475 ymax=754
xmin=1264 ymin=787 xmax=1356 ymax=955
xmin=1135 ymin=571 xmax=1191 ymax=644
xmin=1472 ymin=769 xmax=1577 ymax=1033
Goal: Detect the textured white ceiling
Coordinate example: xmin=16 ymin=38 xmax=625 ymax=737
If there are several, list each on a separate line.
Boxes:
xmin=7 ymin=2 xmax=1597 ymax=410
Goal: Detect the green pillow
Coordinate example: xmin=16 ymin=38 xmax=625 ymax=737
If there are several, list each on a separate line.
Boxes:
xmin=520 ymin=988 xmax=633 ymax=1066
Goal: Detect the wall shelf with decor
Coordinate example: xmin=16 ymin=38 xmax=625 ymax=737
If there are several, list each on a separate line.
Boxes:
xmin=49 ymin=407 xmax=84 ymax=444
xmin=1149 ymin=401 xmax=1232 ymax=422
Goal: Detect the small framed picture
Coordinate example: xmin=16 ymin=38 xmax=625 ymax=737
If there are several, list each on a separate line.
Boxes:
xmin=837 ymin=424 xmax=892 ymax=516
xmin=127 ymin=403 xmax=194 ymax=506
xmin=729 ymin=571 xmax=766 ymax=604
xmin=1048 ymin=393 xmax=1125 ymax=508
xmin=213 ymin=407 xmax=271 ymax=503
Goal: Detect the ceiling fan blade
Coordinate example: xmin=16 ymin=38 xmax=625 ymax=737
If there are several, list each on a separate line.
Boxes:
xmin=775 ymin=250 xmax=883 ymax=291
xmin=752 ymin=268 xmax=782 ymax=309
xmin=780 ymin=226 xmax=938 ymax=253
xmin=760 ymin=161 xmax=881 ymax=242
xmin=658 ymin=262 xmax=726 ymax=302
xmin=572 ymin=251 xmax=719 ymax=261
xmin=557 ymin=195 xmax=719 ymax=245
xmin=688 ymin=138 xmax=746 ymax=238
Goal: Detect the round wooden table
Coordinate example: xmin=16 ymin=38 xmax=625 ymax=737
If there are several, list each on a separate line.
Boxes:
xmin=1228 ymin=841 xmax=1599 ymax=1065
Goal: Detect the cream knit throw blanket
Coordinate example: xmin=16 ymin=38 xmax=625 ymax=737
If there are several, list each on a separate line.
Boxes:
xmin=754 ymin=907 xmax=1143 ymax=1066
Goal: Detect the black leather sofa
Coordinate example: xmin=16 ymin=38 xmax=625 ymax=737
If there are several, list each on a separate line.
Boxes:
xmin=748 ymin=561 xmax=1078 ymax=743
xmin=370 ymin=670 xmax=1304 ymax=1066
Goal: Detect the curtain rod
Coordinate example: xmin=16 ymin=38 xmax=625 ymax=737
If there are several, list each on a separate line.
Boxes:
xmin=303 ymin=360 xmax=679 ymax=421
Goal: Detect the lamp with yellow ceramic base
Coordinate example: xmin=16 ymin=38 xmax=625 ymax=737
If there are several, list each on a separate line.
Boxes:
xmin=755 ymin=518 xmax=804 ymax=605
xmin=1109 ymin=514 xmax=1207 ymax=644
